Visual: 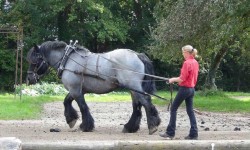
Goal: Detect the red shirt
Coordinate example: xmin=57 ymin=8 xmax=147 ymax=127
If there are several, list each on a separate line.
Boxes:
xmin=179 ymin=56 xmax=199 ymax=88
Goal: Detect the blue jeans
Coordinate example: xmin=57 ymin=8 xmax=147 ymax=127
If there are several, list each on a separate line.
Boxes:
xmin=166 ymin=86 xmax=198 ymax=137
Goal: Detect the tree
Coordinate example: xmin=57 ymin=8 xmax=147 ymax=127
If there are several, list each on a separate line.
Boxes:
xmin=0 ymin=0 xmax=158 ymax=91
xmin=116 ymin=0 xmax=157 ymax=52
xmin=149 ymin=0 xmax=250 ymax=90
xmin=66 ymin=0 xmax=131 ymax=52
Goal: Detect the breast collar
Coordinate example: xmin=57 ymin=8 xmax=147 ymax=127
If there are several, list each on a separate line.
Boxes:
xmin=57 ymin=43 xmax=76 ymax=78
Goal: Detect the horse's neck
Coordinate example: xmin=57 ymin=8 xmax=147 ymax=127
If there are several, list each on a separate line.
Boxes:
xmin=47 ymin=48 xmax=90 ymax=68
xmin=47 ymin=50 xmax=64 ymax=69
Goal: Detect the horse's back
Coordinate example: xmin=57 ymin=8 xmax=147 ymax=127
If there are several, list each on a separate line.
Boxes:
xmin=107 ymin=49 xmax=156 ymax=94
xmin=106 ymin=49 xmax=143 ymax=70
xmin=103 ymin=49 xmax=145 ymax=90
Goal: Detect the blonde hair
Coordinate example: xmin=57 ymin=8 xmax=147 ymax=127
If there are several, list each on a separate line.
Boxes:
xmin=182 ymin=45 xmax=198 ymax=57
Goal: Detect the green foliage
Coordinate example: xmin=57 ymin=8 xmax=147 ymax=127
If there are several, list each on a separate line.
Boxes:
xmin=196 ymin=89 xmax=225 ymax=97
xmin=150 ymin=0 xmax=250 ymax=91
xmin=16 ymin=82 xmax=68 ymax=96
xmin=41 ymin=69 xmax=61 ymax=84
xmin=0 ymin=49 xmax=15 ymax=71
xmin=0 ymin=35 xmax=16 ymax=91
xmin=1 ymin=0 xmax=157 ymax=92
xmin=0 ymin=0 xmax=249 ymax=92
xmin=150 ymin=0 xmax=249 ymax=61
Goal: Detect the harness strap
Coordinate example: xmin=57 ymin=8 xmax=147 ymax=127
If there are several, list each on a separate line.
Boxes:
xmin=120 ymin=85 xmax=169 ymax=101
xmin=167 ymin=84 xmax=173 ymax=111
xmin=96 ymin=55 xmax=100 ymax=77
xmin=27 ymin=71 xmax=34 ymax=74
xmin=36 ymin=60 xmax=47 ymax=72
xmin=99 ymin=55 xmax=169 ymax=81
xmin=57 ymin=45 xmax=75 ymax=78
xmin=64 ymin=68 xmax=106 ymax=81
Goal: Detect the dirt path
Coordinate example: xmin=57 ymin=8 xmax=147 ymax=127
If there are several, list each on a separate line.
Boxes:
xmin=0 ymin=101 xmax=250 ymax=144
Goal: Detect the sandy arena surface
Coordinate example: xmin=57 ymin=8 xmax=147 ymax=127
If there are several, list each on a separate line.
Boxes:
xmin=0 ymin=101 xmax=250 ymax=144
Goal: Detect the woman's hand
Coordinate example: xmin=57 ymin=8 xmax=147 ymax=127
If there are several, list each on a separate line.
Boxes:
xmin=167 ymin=77 xmax=183 ymax=84
xmin=168 ymin=78 xmax=175 ymax=84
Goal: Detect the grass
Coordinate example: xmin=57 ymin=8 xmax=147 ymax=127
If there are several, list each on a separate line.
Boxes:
xmin=0 ymin=94 xmax=62 ymax=120
xmin=0 ymin=91 xmax=249 ymax=120
xmin=152 ymin=91 xmax=250 ymax=113
xmin=84 ymin=92 xmax=131 ymax=102
xmin=0 ymin=92 xmax=131 ymax=120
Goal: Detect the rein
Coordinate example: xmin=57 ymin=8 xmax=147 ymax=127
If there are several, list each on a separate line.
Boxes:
xmin=27 ymin=58 xmax=48 ymax=82
xmin=167 ymin=84 xmax=173 ymax=111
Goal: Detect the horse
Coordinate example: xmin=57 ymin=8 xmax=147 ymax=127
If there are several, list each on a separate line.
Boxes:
xmin=26 ymin=40 xmax=161 ymax=135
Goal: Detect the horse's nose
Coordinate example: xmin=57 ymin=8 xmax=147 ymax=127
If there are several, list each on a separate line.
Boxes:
xmin=26 ymin=75 xmax=36 ymax=85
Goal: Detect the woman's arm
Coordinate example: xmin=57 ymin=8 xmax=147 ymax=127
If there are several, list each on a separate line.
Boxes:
xmin=168 ymin=77 xmax=183 ymax=84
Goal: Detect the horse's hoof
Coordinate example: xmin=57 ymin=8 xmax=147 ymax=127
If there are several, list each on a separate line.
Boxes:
xmin=68 ymin=119 xmax=77 ymax=128
xmin=149 ymin=127 xmax=158 ymax=135
xmin=79 ymin=122 xmax=95 ymax=132
xmin=122 ymin=128 xmax=129 ymax=133
xmin=80 ymin=128 xmax=94 ymax=132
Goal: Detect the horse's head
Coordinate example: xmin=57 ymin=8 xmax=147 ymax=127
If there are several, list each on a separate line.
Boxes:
xmin=26 ymin=44 xmax=49 ymax=85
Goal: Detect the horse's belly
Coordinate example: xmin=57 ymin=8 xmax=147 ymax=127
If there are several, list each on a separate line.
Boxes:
xmin=82 ymin=81 xmax=118 ymax=94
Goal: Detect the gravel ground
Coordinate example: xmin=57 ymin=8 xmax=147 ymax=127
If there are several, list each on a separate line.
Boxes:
xmin=0 ymin=101 xmax=250 ymax=144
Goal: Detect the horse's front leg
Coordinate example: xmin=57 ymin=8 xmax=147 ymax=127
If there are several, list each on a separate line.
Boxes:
xmin=74 ymin=94 xmax=95 ymax=132
xmin=63 ymin=93 xmax=78 ymax=128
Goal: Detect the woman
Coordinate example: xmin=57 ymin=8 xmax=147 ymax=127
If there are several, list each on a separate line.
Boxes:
xmin=160 ymin=45 xmax=199 ymax=140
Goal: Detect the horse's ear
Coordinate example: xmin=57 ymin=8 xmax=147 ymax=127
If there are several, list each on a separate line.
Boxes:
xmin=33 ymin=43 xmax=39 ymax=52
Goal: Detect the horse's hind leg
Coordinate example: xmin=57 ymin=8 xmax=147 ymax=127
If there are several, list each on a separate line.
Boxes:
xmin=123 ymin=92 xmax=142 ymax=133
xmin=63 ymin=93 xmax=78 ymax=128
xmin=139 ymin=94 xmax=161 ymax=135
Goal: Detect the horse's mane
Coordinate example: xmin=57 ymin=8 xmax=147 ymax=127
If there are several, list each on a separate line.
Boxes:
xmin=26 ymin=41 xmax=67 ymax=62
xmin=27 ymin=41 xmax=91 ymax=62
xmin=40 ymin=41 xmax=67 ymax=53
xmin=40 ymin=41 xmax=90 ymax=53
xmin=76 ymin=45 xmax=90 ymax=53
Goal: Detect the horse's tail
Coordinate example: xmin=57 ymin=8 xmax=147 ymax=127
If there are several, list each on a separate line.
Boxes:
xmin=137 ymin=53 xmax=156 ymax=94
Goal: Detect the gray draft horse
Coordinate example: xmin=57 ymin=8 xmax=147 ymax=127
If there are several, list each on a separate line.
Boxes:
xmin=26 ymin=41 xmax=161 ymax=135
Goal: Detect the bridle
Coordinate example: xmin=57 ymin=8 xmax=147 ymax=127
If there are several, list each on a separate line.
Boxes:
xmin=27 ymin=51 xmax=49 ymax=83
xmin=27 ymin=41 xmax=75 ymax=83
xmin=26 ymin=43 xmax=69 ymax=83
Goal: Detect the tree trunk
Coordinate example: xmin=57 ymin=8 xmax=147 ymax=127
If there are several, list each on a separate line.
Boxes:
xmin=236 ymin=70 xmax=241 ymax=91
xmin=134 ymin=0 xmax=142 ymax=21
xmin=204 ymin=46 xmax=228 ymax=90
xmin=57 ymin=4 xmax=72 ymax=41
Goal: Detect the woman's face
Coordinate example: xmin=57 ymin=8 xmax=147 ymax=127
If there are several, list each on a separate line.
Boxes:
xmin=182 ymin=50 xmax=191 ymax=60
xmin=182 ymin=50 xmax=192 ymax=60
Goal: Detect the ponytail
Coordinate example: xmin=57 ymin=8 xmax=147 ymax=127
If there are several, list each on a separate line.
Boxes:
xmin=182 ymin=45 xmax=198 ymax=58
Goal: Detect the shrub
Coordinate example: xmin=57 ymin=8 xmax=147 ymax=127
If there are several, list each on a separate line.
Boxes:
xmin=16 ymin=82 xmax=68 ymax=96
xmin=197 ymin=88 xmax=225 ymax=97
